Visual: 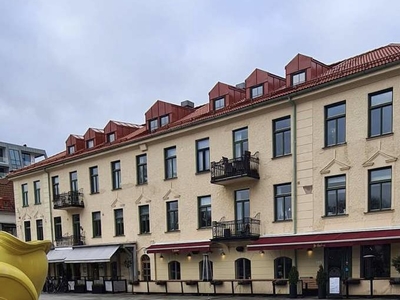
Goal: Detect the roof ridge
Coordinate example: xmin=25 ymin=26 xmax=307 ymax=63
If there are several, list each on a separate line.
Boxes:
xmin=332 ymin=43 xmax=400 ymax=67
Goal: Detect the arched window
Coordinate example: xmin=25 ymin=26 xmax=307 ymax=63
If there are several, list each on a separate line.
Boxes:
xmin=168 ymin=261 xmax=181 ymax=280
xmin=235 ymin=258 xmax=251 ymax=279
xmin=199 ymin=259 xmax=213 ymax=281
xmin=141 ymin=254 xmax=151 ymax=281
xmin=274 ymin=256 xmax=292 ymax=279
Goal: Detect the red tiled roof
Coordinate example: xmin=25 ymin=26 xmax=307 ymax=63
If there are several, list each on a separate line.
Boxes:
xmin=8 ymin=43 xmax=400 ymax=178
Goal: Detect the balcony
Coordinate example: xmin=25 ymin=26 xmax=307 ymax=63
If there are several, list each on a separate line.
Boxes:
xmin=210 ymin=151 xmax=259 ymax=185
xmin=55 ymin=235 xmax=85 ymax=247
xmin=211 ymin=217 xmax=260 ymax=241
xmin=53 ymin=190 xmax=84 ymax=210
xmin=0 ymin=157 xmax=8 ymax=166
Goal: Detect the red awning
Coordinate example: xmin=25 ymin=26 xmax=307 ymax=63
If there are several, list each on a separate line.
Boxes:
xmin=247 ymin=228 xmax=400 ymax=251
xmin=146 ymin=240 xmax=211 ymax=254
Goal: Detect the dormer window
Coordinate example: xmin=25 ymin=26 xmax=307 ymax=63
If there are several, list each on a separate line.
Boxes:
xmin=87 ymin=139 xmax=94 ymax=149
xmin=251 ymin=85 xmax=263 ymax=99
xmin=160 ymin=115 xmax=169 ymax=127
xmin=149 ymin=119 xmax=158 ymax=132
xmin=107 ymin=132 xmax=116 ymax=143
xmin=292 ymin=71 xmax=306 ymax=86
xmin=214 ymin=97 xmax=225 ymax=110
xmin=68 ymin=145 xmax=75 ymax=154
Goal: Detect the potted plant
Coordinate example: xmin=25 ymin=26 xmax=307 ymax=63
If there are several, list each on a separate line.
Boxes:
xmin=316 ymin=265 xmax=327 ymax=299
xmin=288 ymin=266 xmax=299 ymax=298
xmin=391 ymin=256 xmax=400 ymax=285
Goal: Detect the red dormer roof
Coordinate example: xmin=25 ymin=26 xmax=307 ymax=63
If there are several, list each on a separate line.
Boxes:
xmin=65 ymin=134 xmax=85 ymax=154
xmin=104 ymin=120 xmax=141 ymax=142
xmin=285 ymin=53 xmax=330 ymax=87
xmin=245 ymin=69 xmax=285 ymax=99
xmin=84 ymin=128 xmax=105 ymax=148
xmin=145 ymin=100 xmax=195 ymax=132
xmin=8 ymin=43 xmax=400 ymax=178
xmin=208 ymin=82 xmax=245 ymax=112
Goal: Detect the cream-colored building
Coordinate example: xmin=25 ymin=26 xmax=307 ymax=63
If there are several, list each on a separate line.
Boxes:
xmin=9 ymin=43 xmax=400 ymax=296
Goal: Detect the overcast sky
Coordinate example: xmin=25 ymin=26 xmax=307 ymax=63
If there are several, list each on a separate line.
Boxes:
xmin=1 ymin=0 xmax=400 ymax=156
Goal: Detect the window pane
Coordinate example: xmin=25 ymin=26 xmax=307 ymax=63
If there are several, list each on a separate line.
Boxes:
xmin=166 ymin=148 xmax=175 ymax=157
xmin=327 ymin=176 xmax=346 ymax=188
xmin=276 ymin=184 xmax=291 ymax=195
xmin=236 ymin=189 xmax=249 ymax=201
xmin=382 ymin=105 xmax=392 ymax=134
xmin=234 ymin=129 xmax=248 ymax=141
xmin=370 ymin=108 xmax=381 ymax=136
xmin=370 ymin=184 xmax=381 ymax=210
xmin=327 ymin=190 xmax=337 ymax=215
xmin=337 ymin=189 xmax=346 ymax=214
xmin=327 ymin=104 xmax=345 ymax=118
xmin=283 ymin=131 xmax=291 ymax=154
xmin=276 ymin=198 xmax=284 ymax=221
xmin=197 ymin=139 xmax=209 ymax=149
xmin=382 ymin=182 xmax=391 ymax=209
xmin=371 ymin=168 xmax=391 ymax=182
xmin=198 ymin=153 xmax=204 ymax=171
xmin=275 ymin=132 xmax=283 ymax=156
xmin=371 ymin=91 xmax=392 ymax=106
xmin=337 ymin=117 xmax=346 ymax=144
xmin=327 ymin=120 xmax=336 ymax=145
xmin=204 ymin=150 xmax=210 ymax=169
xmin=275 ymin=118 xmax=290 ymax=130
xmin=200 ymin=196 xmax=211 ymax=206
xmin=285 ymin=196 xmax=292 ymax=219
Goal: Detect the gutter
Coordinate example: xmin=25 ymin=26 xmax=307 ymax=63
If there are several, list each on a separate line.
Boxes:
xmin=44 ymin=168 xmax=54 ymax=243
xmin=9 ymin=60 xmax=400 ymax=179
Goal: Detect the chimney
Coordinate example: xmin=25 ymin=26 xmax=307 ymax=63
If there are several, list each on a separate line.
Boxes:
xmin=181 ymin=100 xmax=194 ymax=108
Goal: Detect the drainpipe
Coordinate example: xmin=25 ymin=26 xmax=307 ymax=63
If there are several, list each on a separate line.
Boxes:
xmin=44 ymin=168 xmax=54 ymax=243
xmin=133 ymin=244 xmax=138 ymax=282
xmin=289 ymin=97 xmax=298 ymax=266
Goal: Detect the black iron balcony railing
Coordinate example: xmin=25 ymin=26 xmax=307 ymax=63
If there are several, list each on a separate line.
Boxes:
xmin=53 ymin=190 xmax=84 ymax=209
xmin=55 ymin=234 xmax=85 ymax=247
xmin=211 ymin=217 xmax=260 ymax=241
xmin=211 ymin=151 xmax=259 ymax=184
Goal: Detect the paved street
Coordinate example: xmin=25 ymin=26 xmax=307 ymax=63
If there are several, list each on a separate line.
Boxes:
xmin=39 ymin=293 xmax=391 ymax=300
xmin=39 ymin=293 xmax=311 ymax=300
xmin=39 ymin=294 xmax=277 ymax=299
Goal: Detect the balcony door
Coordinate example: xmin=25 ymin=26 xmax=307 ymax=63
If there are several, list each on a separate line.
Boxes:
xmin=72 ymin=214 xmax=81 ymax=245
xmin=233 ymin=128 xmax=248 ymax=158
xmin=235 ymin=189 xmax=250 ymax=235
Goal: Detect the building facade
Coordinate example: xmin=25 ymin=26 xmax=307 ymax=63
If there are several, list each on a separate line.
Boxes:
xmin=0 ymin=141 xmax=47 ymax=236
xmin=8 ymin=43 xmax=400 ymax=296
xmin=0 ymin=141 xmax=47 ymax=178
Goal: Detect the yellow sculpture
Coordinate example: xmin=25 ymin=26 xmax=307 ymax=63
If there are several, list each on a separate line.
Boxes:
xmin=0 ymin=231 xmax=52 ymax=300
